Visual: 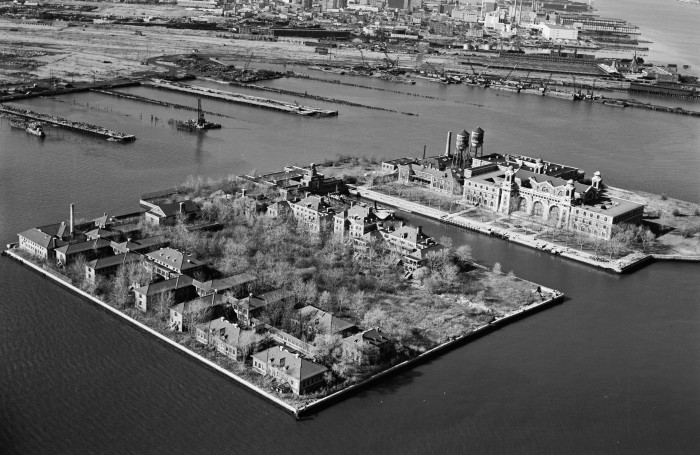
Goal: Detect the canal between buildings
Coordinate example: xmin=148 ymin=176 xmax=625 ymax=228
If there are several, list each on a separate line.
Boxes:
xmin=0 ymin=71 xmax=698 ymax=453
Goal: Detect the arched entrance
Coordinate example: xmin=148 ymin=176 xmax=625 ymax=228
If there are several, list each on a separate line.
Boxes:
xmin=532 ymin=201 xmax=544 ymax=218
xmin=516 ymin=197 xmax=527 ymax=212
xmin=549 ymin=206 xmax=560 ymax=225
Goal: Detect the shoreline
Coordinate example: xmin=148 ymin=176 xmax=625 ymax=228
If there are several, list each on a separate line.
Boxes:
xmin=349 ymin=186 xmax=685 ymax=274
xmin=3 ymin=247 xmax=564 ymax=418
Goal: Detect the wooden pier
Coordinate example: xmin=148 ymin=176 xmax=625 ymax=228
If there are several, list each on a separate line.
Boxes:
xmin=142 ymin=79 xmax=338 ymax=117
xmin=0 ymin=104 xmax=136 ymax=142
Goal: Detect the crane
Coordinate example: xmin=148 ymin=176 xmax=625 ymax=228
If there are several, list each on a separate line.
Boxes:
xmin=541 ymin=72 xmax=553 ymax=94
xmin=243 ymin=52 xmax=254 ymax=72
xmin=572 ymin=75 xmax=584 ymax=100
xmin=476 ymin=64 xmax=490 ymax=86
xmin=502 ymin=64 xmax=518 ymax=83
xmin=586 ymin=78 xmax=597 ymax=100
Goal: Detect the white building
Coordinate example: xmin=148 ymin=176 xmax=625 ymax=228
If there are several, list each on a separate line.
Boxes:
xmin=541 ymin=24 xmax=578 ymax=40
xmin=451 ymin=8 xmax=479 ymax=23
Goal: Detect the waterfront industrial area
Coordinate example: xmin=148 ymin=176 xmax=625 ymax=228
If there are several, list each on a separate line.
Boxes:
xmin=1 ymin=0 xmax=699 ymax=445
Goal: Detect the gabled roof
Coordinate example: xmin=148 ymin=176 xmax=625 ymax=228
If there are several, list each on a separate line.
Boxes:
xmin=252 ymin=346 xmax=328 ymax=381
xmin=149 ymin=200 xmax=199 ymax=218
xmin=146 ymin=247 xmax=203 ymax=272
xmin=295 ymin=195 xmax=330 ymax=213
xmin=386 ymin=225 xmax=432 ymax=246
xmin=86 ymin=252 xmax=141 ymax=271
xmin=36 ymin=222 xmax=67 ymax=239
xmin=172 ymin=293 xmax=221 ymax=315
xmin=111 ymin=236 xmax=166 ymax=253
xmin=18 ymin=228 xmax=56 ymax=249
xmin=195 ymin=317 xmax=243 ymax=346
xmin=347 ymin=204 xmax=376 ymax=223
xmin=344 ymin=328 xmax=392 ymax=348
xmin=134 ymin=275 xmax=194 ymax=296
xmin=55 ymin=238 xmax=112 ymax=256
xmin=197 ymin=272 xmax=256 ymax=293
xmin=298 ymin=305 xmax=357 ymax=335
xmin=85 ymin=228 xmax=119 ymax=239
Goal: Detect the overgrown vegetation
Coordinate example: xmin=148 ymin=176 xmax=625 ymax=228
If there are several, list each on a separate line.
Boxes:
xmin=20 ymin=172 xmax=553 ymax=406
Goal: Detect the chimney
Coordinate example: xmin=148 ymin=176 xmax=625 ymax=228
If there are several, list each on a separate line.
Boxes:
xmin=445 ymin=131 xmax=452 ymax=156
xmin=417 ymin=225 xmax=423 ymax=235
xmin=241 ymin=188 xmax=246 ymax=197
xmin=69 ymin=203 xmax=75 ymax=237
xmin=179 ymin=202 xmax=185 ymax=214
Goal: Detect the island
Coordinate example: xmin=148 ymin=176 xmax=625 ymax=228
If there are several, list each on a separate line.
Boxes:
xmin=5 ymin=158 xmax=563 ymax=417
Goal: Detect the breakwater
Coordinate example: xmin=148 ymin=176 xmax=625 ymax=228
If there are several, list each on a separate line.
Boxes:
xmin=0 ymin=103 xmax=136 ymax=142
xmin=227 ymin=80 xmax=411 ymax=115
xmin=142 ymin=80 xmax=338 ymax=117
xmin=349 ymin=186 xmax=652 ymax=274
xmin=90 ymin=88 xmax=237 ymax=119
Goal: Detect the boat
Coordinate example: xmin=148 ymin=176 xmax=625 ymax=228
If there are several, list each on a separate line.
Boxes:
xmin=25 ymin=122 xmax=45 ymax=137
xmin=169 ymin=98 xmax=221 ymax=132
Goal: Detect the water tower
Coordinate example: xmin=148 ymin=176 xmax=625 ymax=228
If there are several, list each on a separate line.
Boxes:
xmin=455 ymin=129 xmax=470 ymax=167
xmin=471 ymin=127 xmax=485 ymax=157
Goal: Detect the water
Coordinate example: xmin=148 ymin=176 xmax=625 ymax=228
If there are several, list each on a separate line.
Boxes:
xmin=1 ymin=70 xmax=699 ymax=453
xmin=596 ymin=0 xmax=700 ymax=77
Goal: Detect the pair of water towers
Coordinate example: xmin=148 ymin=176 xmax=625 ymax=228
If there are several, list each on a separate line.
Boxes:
xmin=447 ymin=127 xmax=485 ymax=168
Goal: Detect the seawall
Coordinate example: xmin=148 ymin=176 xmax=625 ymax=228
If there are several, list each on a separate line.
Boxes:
xmin=350 ymin=186 xmax=652 ymax=274
xmin=3 ymin=249 xmax=299 ymax=416
xmin=297 ymin=286 xmax=564 ymax=417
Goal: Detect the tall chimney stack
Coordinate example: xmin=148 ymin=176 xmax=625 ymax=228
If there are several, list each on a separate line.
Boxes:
xmin=69 ymin=203 xmax=75 ymax=237
xmin=179 ymin=202 xmax=185 ymax=214
xmin=445 ymin=131 xmax=452 ymax=157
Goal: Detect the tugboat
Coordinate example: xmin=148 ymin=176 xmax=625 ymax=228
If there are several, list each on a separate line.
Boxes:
xmin=25 ymin=122 xmax=46 ymax=137
xmin=168 ymin=98 xmax=221 ymax=132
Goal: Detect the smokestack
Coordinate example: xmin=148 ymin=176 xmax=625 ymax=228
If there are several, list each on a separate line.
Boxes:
xmin=423 ymin=145 xmax=426 ymax=160
xmin=69 ymin=203 xmax=74 ymax=237
xmin=417 ymin=225 xmax=423 ymax=235
xmin=179 ymin=202 xmax=185 ymax=214
xmin=445 ymin=131 xmax=452 ymax=157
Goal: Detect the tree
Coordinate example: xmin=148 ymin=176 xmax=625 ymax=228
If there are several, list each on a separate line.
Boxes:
xmin=110 ymin=265 xmax=132 ymax=309
xmin=454 ymin=245 xmax=473 ymax=268
xmin=318 ymin=291 xmax=332 ymax=311
xmin=66 ymin=254 xmax=88 ymax=290
xmin=493 ymin=262 xmax=502 ymax=273
xmin=336 ymin=286 xmax=350 ymax=313
xmin=311 ymin=333 xmax=343 ymax=367
xmin=155 ymin=291 xmax=174 ymax=324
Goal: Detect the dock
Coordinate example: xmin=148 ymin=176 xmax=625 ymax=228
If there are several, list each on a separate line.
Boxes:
xmin=142 ymin=79 xmax=338 ymax=117
xmin=0 ymin=104 xmax=136 ymax=142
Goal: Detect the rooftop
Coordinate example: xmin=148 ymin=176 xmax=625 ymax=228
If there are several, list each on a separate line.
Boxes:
xmin=253 ymin=346 xmax=328 ymax=381
xmin=146 ymin=247 xmax=204 ymax=272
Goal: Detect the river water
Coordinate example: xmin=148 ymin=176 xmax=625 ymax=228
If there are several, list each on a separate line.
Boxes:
xmin=1 ymin=47 xmax=699 ymax=454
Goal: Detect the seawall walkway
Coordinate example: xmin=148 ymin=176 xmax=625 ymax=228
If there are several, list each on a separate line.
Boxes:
xmin=350 ymin=186 xmax=651 ymax=274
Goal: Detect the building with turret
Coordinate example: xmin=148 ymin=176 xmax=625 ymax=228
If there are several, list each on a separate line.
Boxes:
xmin=462 ymin=151 xmax=644 ymax=240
